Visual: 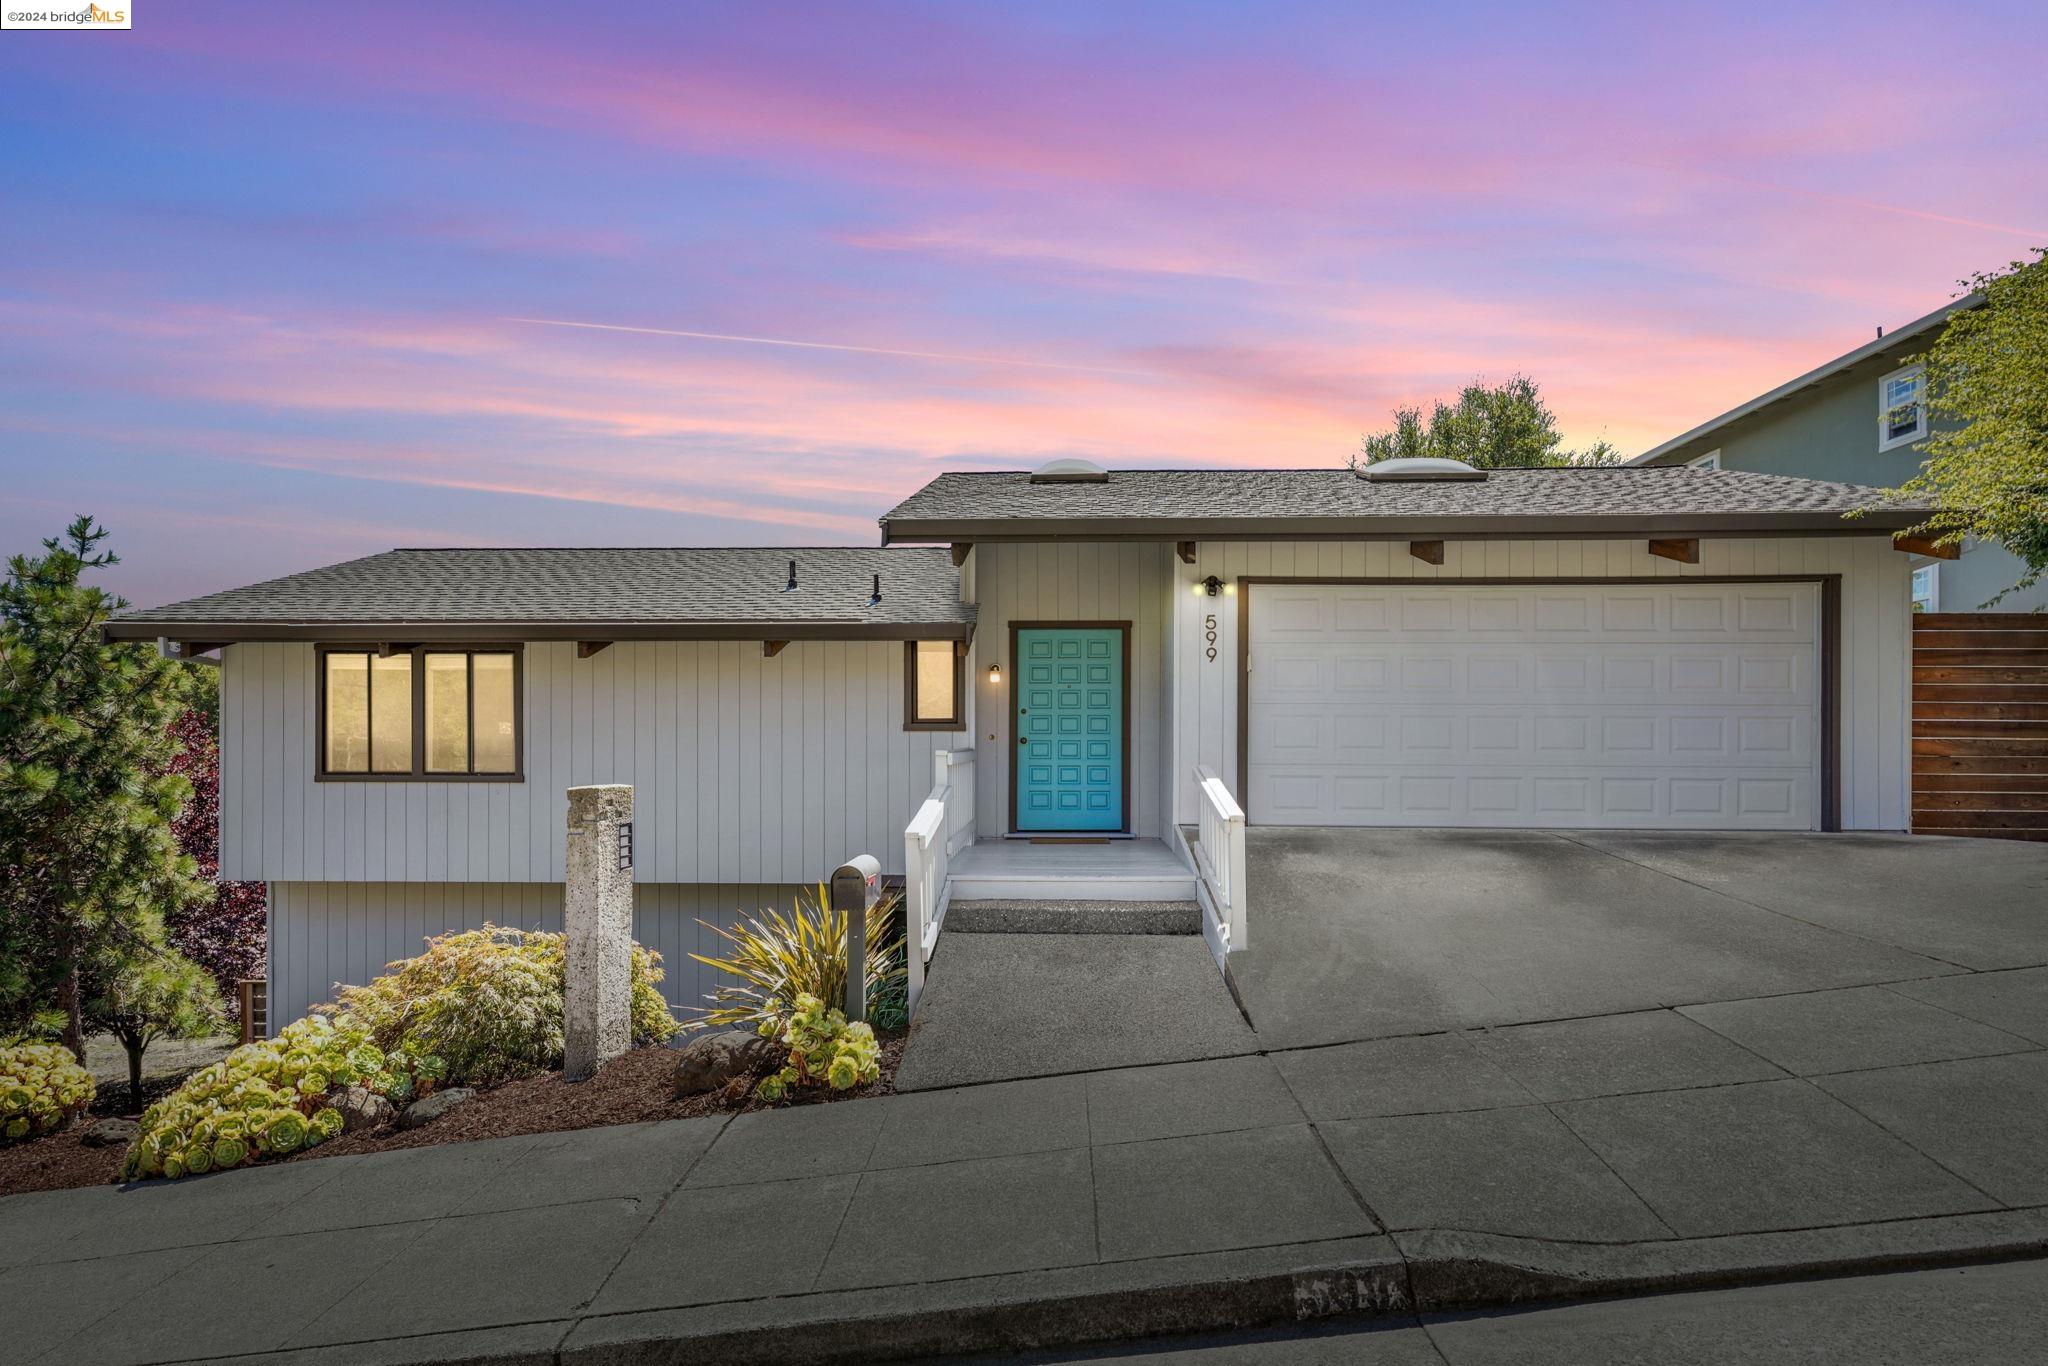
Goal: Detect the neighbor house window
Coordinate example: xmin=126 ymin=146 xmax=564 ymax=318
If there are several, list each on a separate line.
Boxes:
xmin=1911 ymin=564 xmax=1940 ymax=613
xmin=321 ymin=647 xmax=521 ymax=778
xmin=1688 ymin=450 xmax=1722 ymax=470
xmin=904 ymin=640 xmax=963 ymax=729
xmin=1879 ymin=364 xmax=1926 ymax=450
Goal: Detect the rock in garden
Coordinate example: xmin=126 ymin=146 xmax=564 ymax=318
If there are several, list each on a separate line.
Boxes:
xmin=672 ymin=1029 xmax=780 ymax=1096
xmin=79 ymin=1118 xmax=139 ymax=1148
xmin=398 ymin=1087 xmax=475 ymax=1130
xmin=334 ymin=1085 xmax=397 ymax=1133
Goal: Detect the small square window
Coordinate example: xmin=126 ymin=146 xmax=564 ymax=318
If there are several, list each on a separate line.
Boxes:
xmin=1911 ymin=564 xmax=1939 ymax=613
xmin=905 ymin=640 xmax=963 ymax=729
xmin=1879 ymin=365 xmax=1926 ymax=450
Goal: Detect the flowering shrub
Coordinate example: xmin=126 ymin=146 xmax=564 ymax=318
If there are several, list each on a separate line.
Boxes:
xmin=687 ymin=886 xmax=908 ymax=1035
xmin=120 ymin=1014 xmax=437 ymax=1180
xmin=752 ymin=994 xmax=881 ymax=1104
xmin=1 ymin=1042 xmax=95 ymax=1142
xmin=326 ymin=925 xmax=678 ymax=1087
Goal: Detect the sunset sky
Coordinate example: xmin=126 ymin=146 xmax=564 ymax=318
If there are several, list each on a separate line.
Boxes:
xmin=2 ymin=1 xmax=2043 ymax=607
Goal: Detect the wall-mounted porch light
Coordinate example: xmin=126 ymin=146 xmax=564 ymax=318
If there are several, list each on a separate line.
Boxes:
xmin=987 ymin=662 xmax=1003 ymax=684
xmin=1197 ymin=575 xmax=1223 ymax=597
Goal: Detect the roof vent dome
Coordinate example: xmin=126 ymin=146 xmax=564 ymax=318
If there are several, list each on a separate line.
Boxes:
xmin=1028 ymin=457 xmax=1109 ymax=484
xmin=1359 ymin=456 xmax=1487 ymax=482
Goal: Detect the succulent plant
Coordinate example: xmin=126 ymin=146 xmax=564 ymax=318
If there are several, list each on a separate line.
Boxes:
xmin=0 ymin=1043 xmax=96 ymax=1144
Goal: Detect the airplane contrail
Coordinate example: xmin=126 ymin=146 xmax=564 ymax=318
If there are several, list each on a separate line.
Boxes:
xmin=504 ymin=316 xmax=1150 ymax=377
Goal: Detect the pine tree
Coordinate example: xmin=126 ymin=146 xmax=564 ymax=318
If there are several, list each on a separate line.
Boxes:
xmin=0 ymin=517 xmax=207 ymax=1060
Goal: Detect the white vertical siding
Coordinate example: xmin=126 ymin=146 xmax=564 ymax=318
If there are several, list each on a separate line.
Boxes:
xmin=222 ymin=641 xmax=969 ymax=884
xmin=1171 ymin=536 xmax=1912 ymax=832
xmin=968 ymin=542 xmax=1174 ymax=837
xmin=267 ymin=881 xmax=806 ymax=1027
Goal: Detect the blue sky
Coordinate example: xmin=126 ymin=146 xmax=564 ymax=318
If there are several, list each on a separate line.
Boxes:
xmin=2 ymin=0 xmax=2042 ymax=605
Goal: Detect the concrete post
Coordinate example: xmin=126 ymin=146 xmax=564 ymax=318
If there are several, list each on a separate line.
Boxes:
xmin=831 ymin=855 xmax=881 ymax=1022
xmin=565 ymin=784 xmax=634 ymax=1082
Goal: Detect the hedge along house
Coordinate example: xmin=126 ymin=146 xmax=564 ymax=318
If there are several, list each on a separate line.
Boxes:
xmin=112 ymin=461 xmax=1929 ymax=1028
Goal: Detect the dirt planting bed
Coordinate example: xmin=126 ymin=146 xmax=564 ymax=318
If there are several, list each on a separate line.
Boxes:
xmin=1 ymin=1030 xmax=905 ymax=1198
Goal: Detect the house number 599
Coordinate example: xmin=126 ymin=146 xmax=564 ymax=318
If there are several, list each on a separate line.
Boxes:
xmin=1204 ymin=613 xmax=1218 ymax=662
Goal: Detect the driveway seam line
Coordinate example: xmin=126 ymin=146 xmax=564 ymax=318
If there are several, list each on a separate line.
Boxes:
xmin=1548 ymin=831 xmax=1978 ymax=973
xmin=1539 ymin=1098 xmax=1683 ymax=1240
xmin=1799 ymin=1073 xmax=2016 ymax=1212
xmin=573 ymin=1114 xmax=733 ymax=1320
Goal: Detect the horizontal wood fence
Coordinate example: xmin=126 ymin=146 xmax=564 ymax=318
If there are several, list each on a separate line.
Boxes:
xmin=1912 ymin=613 xmax=2048 ymax=841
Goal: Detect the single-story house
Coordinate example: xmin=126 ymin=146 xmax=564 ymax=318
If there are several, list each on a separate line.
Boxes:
xmin=108 ymin=459 xmax=1928 ymax=1025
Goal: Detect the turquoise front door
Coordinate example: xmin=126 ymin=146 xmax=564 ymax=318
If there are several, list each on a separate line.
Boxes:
xmin=1013 ymin=625 xmax=1126 ymax=832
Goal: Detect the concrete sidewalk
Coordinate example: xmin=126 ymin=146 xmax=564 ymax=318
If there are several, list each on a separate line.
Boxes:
xmin=7 ymin=973 xmax=2048 ymax=1365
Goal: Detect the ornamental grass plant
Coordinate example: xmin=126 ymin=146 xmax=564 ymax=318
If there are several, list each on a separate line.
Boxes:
xmin=686 ymin=885 xmax=908 ymax=1035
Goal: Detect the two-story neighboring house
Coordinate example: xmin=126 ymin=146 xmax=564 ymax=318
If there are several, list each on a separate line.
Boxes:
xmin=1630 ymin=295 xmax=2044 ymax=613
xmin=108 ymin=460 xmax=1932 ymax=1029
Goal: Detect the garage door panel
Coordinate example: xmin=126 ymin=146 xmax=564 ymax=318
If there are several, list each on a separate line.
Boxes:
xmin=1245 ymin=766 xmax=1817 ymax=830
xmin=1248 ymin=584 xmax=1820 ymax=831
xmin=1264 ymin=645 xmax=1812 ymax=705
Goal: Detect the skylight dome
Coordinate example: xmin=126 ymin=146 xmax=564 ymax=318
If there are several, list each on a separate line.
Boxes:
xmin=1359 ymin=457 xmax=1486 ymax=482
xmin=1028 ymin=458 xmax=1109 ymax=484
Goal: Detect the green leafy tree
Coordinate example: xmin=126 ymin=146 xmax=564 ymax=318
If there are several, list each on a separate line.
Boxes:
xmin=1353 ymin=375 xmax=1622 ymax=469
xmin=1889 ymin=252 xmax=2048 ymax=605
xmin=84 ymin=948 xmax=225 ymax=1111
xmin=0 ymin=517 xmax=207 ymax=1061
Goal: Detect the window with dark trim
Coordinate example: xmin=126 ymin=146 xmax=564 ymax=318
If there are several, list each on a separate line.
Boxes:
xmin=904 ymin=640 xmax=963 ymax=730
xmin=319 ymin=646 xmax=523 ymax=779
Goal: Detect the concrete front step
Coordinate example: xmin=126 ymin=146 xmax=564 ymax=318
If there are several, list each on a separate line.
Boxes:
xmin=946 ymin=899 xmax=1202 ymax=935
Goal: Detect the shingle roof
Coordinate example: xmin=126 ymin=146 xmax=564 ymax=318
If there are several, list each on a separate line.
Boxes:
xmin=879 ymin=466 xmax=1925 ymax=541
xmin=107 ymin=547 xmax=974 ymax=642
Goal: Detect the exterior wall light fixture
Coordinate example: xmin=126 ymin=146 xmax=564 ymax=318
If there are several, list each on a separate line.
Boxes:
xmin=987 ymin=663 xmax=1002 ymax=684
xmin=1199 ymin=575 xmax=1223 ymax=597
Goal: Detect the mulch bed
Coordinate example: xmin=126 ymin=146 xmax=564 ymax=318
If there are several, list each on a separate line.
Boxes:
xmin=0 ymin=1029 xmax=906 ymax=1198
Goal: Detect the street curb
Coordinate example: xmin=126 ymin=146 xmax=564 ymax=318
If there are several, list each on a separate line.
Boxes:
xmin=233 ymin=1210 xmax=2048 ymax=1366
xmin=1397 ymin=1207 xmax=2048 ymax=1311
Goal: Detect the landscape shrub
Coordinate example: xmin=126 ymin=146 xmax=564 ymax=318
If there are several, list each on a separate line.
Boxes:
xmin=120 ymin=1014 xmax=437 ymax=1180
xmin=687 ymin=886 xmax=908 ymax=1034
xmin=752 ymin=993 xmax=882 ymax=1104
xmin=327 ymin=924 xmax=678 ymax=1087
xmin=1 ymin=1041 xmax=95 ymax=1142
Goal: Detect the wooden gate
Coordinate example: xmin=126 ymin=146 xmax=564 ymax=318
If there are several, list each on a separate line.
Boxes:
xmin=1912 ymin=613 xmax=2048 ymax=841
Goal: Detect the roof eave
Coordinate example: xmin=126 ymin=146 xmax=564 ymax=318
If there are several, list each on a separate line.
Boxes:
xmin=881 ymin=510 xmax=1926 ymax=544
xmin=102 ymin=617 xmax=976 ymax=645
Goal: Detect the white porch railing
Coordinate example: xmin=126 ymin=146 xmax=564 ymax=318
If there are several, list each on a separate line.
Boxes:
xmin=1193 ymin=765 xmax=1249 ymax=953
xmin=904 ymin=748 xmax=976 ymax=1015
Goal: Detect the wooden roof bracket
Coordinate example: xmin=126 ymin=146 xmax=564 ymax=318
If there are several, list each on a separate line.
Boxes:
xmin=1894 ymin=533 xmax=1960 ymax=560
xmin=1408 ymin=540 xmax=1445 ymax=565
xmin=1648 ymin=538 xmax=1700 ymax=564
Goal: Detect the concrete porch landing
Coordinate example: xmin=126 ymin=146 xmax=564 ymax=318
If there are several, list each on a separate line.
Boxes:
xmin=946 ymin=836 xmax=1197 ymax=902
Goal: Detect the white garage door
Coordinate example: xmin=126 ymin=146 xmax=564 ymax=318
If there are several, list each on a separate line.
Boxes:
xmin=1247 ymin=583 xmax=1821 ymax=829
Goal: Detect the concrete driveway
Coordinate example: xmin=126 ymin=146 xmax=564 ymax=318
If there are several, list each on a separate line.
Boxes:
xmin=1231 ymin=829 xmax=2048 ymax=1051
